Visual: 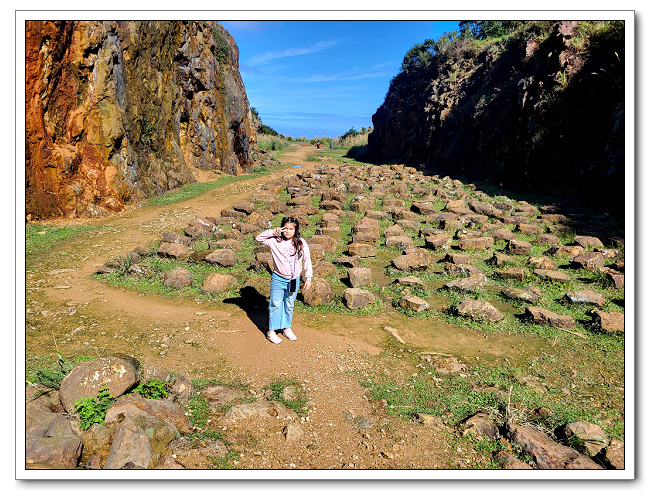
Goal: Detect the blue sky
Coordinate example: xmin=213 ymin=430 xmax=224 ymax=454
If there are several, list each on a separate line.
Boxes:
xmin=220 ymin=20 xmax=460 ymax=139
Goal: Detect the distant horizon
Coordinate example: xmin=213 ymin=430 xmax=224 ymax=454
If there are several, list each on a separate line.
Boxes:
xmin=220 ymin=20 xmax=460 ymax=139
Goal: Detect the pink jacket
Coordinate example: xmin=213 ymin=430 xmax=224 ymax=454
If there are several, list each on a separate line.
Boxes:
xmin=255 ymin=229 xmax=313 ymax=280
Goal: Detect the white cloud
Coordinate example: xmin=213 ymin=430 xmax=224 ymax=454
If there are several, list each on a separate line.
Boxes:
xmin=249 ymin=39 xmax=343 ymax=65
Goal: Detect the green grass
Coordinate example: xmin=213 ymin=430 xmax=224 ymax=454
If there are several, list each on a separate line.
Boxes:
xmin=257 ymin=133 xmax=295 ymax=152
xmin=306 ymin=149 xmax=371 ymax=167
xmin=186 ymin=393 xmax=211 ymax=427
xmin=265 ymin=379 xmax=310 ymax=416
xmin=26 ymin=224 xmax=102 ymax=267
xmin=145 ymin=165 xmax=282 ymax=207
xmin=26 ymin=352 xmax=96 ymax=389
xmin=353 ymin=358 xmax=623 ymax=441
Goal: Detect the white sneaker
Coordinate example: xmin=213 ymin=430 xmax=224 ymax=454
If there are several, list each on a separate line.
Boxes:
xmin=283 ymin=328 xmax=297 ymax=341
xmin=267 ymin=331 xmax=282 ymax=344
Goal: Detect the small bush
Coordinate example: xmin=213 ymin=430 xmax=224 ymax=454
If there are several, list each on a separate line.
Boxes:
xmin=133 ymin=379 xmax=169 ymax=399
xmin=74 ymin=388 xmax=114 ymax=430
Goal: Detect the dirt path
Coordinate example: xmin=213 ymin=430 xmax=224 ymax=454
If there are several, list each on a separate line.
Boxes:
xmin=27 ymin=145 xmax=492 ymax=470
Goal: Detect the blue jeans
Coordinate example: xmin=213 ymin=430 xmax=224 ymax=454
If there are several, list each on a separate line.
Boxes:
xmin=269 ymin=272 xmax=299 ymax=331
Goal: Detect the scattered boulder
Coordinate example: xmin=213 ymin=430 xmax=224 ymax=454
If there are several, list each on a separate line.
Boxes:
xmin=502 ymin=286 xmax=542 ymax=304
xmin=506 ymin=239 xmax=532 ymax=255
xmin=493 ymin=451 xmax=534 ymax=470
xmin=444 ymin=263 xmax=482 ymax=277
xmin=392 ymin=249 xmax=432 ymax=271
xmin=385 ymin=235 xmax=414 ymax=250
xmin=398 ymin=295 xmax=430 ymax=313
xmin=384 ymin=224 xmax=405 ymax=237
xmin=525 ymin=307 xmax=575 ymax=329
xmin=534 ymin=234 xmax=561 ymax=246
xmin=25 ymin=408 xmax=83 ymax=469
xmin=598 ymin=267 xmax=624 ymax=288
xmin=487 ymin=252 xmax=516 ymax=267
xmin=104 ymin=395 xmax=191 ymax=434
xmin=76 ymin=423 xmax=113 ymax=469
xmin=205 ymin=248 xmax=237 ymax=267
xmin=457 ymin=411 xmax=500 ymax=439
xmin=574 ymin=235 xmax=604 ymax=249
xmin=506 ymin=423 xmax=602 ymax=469
xmin=395 ymin=276 xmax=427 ymax=289
xmin=317 ymin=225 xmax=342 ymax=239
xmin=210 ymin=238 xmax=243 ymax=251
xmin=200 ymin=385 xmax=246 ymax=406
xmin=309 ymin=243 xmax=326 ymax=262
xmin=302 ymin=277 xmax=335 ymax=306
xmin=534 ymin=269 xmax=572 ymax=283
xmin=103 ymin=417 xmax=152 ymax=470
xmin=444 ymin=273 xmax=487 ymax=293
xmin=491 ymin=228 xmax=517 ymax=241
xmin=348 ymin=267 xmax=372 ymax=288
xmin=310 ymin=261 xmax=337 ymax=278
xmin=444 ymin=253 xmax=471 ymax=264
xmin=429 ymin=356 xmax=466 ymax=375
xmin=604 ymin=439 xmax=624 ymax=469
xmin=283 ymin=423 xmax=304 ymax=442
xmin=161 ymin=232 xmax=193 ymax=246
xmin=458 ymin=236 xmax=493 ymax=251
xmin=565 ymin=290 xmax=606 ymax=306
xmin=132 ymin=413 xmax=178 ymax=457
xmin=516 ymin=223 xmax=544 ymax=235
xmin=223 ymin=401 xmax=297 ymax=422
xmin=589 ymin=309 xmax=624 ymax=333
xmin=456 ymin=300 xmax=504 ymax=322
xmin=571 ymin=252 xmax=605 ymax=270
xmin=342 ymin=288 xmax=376 ymax=309
xmin=309 ymin=235 xmax=337 ymax=253
xmin=164 ymin=267 xmax=192 ymax=289
xmin=548 ymin=245 xmax=584 ymax=257
xmin=202 ymin=273 xmax=238 ymax=294
xmin=416 ymin=413 xmax=445 ymax=428
xmin=157 ymin=242 xmax=191 ymax=260
xmin=347 ymin=242 xmax=377 ymax=258
xmin=495 ymin=267 xmax=528 ymax=281
xmin=563 ymin=420 xmax=608 ymax=458
xmin=424 ymin=234 xmax=452 ymax=251
xmin=527 ymin=256 xmax=557 ymax=270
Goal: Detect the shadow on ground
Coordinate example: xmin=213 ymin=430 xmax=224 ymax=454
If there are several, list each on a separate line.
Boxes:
xmin=224 ymin=286 xmax=269 ymax=337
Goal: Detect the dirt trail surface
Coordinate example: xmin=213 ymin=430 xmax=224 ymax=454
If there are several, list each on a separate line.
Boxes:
xmin=24 ymin=145 xmax=556 ymax=471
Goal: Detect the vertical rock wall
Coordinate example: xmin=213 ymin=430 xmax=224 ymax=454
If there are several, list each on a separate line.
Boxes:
xmin=25 ymin=20 xmax=256 ymax=220
xmin=368 ymin=21 xmax=625 ymax=210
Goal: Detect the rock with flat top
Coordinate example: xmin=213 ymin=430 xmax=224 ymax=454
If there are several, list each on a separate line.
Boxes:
xmin=342 ymin=288 xmax=376 ymax=309
xmin=456 ymin=300 xmax=504 ymax=322
xmin=525 ymin=307 xmax=575 ymax=328
xmin=444 ymin=273 xmax=487 ymax=293
xmin=589 ymin=309 xmax=624 ymax=333
xmin=565 ymin=290 xmax=606 ymax=306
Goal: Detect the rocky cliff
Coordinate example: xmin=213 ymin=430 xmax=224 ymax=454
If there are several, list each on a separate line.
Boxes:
xmin=26 ymin=21 xmax=257 ymax=220
xmin=368 ymin=21 xmax=625 ymax=212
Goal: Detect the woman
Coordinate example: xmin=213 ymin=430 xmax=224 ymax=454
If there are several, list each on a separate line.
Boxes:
xmin=255 ymin=217 xmax=313 ymax=344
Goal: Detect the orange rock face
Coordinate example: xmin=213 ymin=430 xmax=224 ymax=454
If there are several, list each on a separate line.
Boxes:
xmin=26 ymin=21 xmax=256 ymax=220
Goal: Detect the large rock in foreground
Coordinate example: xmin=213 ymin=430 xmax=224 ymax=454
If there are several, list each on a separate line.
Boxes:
xmin=25 ymin=407 xmax=83 ymax=469
xmin=59 ymin=357 xmax=139 ymax=413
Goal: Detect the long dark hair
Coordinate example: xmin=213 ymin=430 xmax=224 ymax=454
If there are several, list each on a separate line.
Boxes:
xmin=279 ymin=216 xmax=304 ymax=259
